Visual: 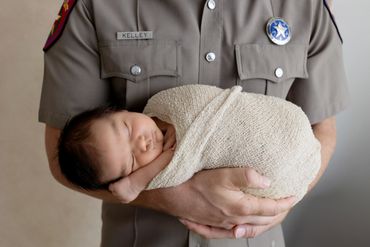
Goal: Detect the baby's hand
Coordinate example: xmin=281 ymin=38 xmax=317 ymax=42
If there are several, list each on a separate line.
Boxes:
xmin=163 ymin=124 xmax=176 ymax=151
xmin=109 ymin=149 xmax=175 ymax=203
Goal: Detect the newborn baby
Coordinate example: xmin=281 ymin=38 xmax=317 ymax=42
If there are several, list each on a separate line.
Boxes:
xmin=58 ymin=85 xmax=321 ymax=203
xmin=58 ymin=107 xmax=176 ymax=190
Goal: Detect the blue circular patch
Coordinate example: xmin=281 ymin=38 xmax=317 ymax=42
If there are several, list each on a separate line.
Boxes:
xmin=266 ymin=17 xmax=291 ymax=46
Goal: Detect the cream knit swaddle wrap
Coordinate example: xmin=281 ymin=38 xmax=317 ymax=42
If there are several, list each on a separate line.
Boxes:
xmin=143 ymin=84 xmax=321 ymax=201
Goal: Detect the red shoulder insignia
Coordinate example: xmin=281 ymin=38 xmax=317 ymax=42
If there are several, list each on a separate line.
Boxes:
xmin=43 ymin=0 xmax=78 ymax=51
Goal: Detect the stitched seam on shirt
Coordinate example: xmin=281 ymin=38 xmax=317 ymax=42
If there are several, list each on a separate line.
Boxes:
xmin=269 ymin=0 xmax=275 ymax=17
xmin=133 ymin=207 xmax=138 ymax=247
xmin=136 ymin=0 xmax=141 ymax=31
xmin=81 ymin=0 xmax=93 ymax=23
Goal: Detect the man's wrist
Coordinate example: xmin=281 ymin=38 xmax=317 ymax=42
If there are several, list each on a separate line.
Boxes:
xmin=130 ymin=183 xmax=189 ymax=217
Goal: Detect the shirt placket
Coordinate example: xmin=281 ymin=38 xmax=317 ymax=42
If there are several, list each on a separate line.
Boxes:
xmin=198 ymin=0 xmax=223 ymax=85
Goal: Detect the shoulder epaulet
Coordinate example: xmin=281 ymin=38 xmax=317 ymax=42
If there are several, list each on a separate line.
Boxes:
xmin=43 ymin=0 xmax=79 ymax=51
xmin=323 ymin=0 xmax=343 ymax=44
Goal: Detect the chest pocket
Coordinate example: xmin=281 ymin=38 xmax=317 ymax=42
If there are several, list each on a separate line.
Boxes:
xmin=235 ymin=44 xmax=308 ymax=98
xmin=99 ymin=40 xmax=182 ymax=111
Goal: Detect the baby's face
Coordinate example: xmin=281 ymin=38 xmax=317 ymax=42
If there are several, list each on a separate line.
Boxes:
xmin=89 ymin=110 xmax=164 ymax=184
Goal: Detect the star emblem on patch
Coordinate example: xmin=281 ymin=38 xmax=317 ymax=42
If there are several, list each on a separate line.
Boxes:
xmin=266 ymin=17 xmax=291 ymax=46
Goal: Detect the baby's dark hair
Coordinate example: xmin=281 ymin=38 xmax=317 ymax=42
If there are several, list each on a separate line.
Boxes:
xmin=58 ymin=106 xmax=122 ymax=191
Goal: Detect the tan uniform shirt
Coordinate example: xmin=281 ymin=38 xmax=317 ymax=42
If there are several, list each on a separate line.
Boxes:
xmin=39 ymin=0 xmax=349 ymax=246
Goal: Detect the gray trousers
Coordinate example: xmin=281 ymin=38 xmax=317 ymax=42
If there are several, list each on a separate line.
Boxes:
xmin=100 ymin=203 xmax=285 ymax=247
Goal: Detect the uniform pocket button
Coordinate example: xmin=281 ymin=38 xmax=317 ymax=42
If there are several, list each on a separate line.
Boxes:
xmin=130 ymin=65 xmax=142 ymax=76
xmin=207 ymin=0 xmax=216 ymax=10
xmin=274 ymin=67 xmax=284 ymax=78
xmin=205 ymin=52 xmax=216 ymax=62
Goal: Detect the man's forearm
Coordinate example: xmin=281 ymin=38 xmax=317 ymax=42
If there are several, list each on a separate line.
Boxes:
xmin=131 ymin=186 xmax=184 ymax=214
xmin=308 ymin=116 xmax=337 ymax=191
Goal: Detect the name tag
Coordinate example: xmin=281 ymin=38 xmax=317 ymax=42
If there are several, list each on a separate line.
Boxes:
xmin=116 ymin=31 xmax=153 ymax=40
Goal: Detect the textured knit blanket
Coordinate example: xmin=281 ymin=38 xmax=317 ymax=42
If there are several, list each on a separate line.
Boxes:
xmin=143 ymin=84 xmax=321 ymax=201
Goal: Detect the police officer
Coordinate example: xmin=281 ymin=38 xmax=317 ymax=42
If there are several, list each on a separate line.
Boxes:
xmin=39 ymin=0 xmax=349 ymax=246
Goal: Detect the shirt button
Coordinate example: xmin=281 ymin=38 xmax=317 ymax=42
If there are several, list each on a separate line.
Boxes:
xmin=275 ymin=67 xmax=284 ymax=78
xmin=130 ymin=65 xmax=142 ymax=76
xmin=207 ymin=0 xmax=216 ymax=10
xmin=271 ymin=240 xmax=276 ymax=247
xmin=205 ymin=52 xmax=216 ymax=62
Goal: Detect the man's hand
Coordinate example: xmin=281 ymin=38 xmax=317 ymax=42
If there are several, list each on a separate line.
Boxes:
xmin=179 ymin=208 xmax=290 ymax=239
xmin=131 ymin=167 xmax=296 ymax=238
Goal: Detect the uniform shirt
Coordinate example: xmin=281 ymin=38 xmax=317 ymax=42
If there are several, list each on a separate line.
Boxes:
xmin=39 ymin=0 xmax=349 ymax=246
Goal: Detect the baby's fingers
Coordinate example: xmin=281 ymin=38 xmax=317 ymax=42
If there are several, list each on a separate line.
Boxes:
xmin=109 ymin=177 xmax=141 ymax=203
xmin=163 ymin=131 xmax=176 ymax=151
xmin=163 ymin=137 xmax=176 ymax=151
xmin=109 ymin=149 xmax=174 ymax=203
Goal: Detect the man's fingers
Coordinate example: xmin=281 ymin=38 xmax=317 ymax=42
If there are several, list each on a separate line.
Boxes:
xmin=234 ymin=215 xmax=277 ymax=226
xmin=224 ymin=167 xmax=296 ymax=217
xmin=228 ymin=168 xmax=271 ymax=190
xmin=179 ymin=217 xmax=275 ymax=239
xmin=179 ymin=219 xmax=235 ymax=239
xmin=235 ymin=196 xmax=296 ymax=216
xmin=233 ymin=210 xmax=290 ymax=238
xmin=178 ymin=210 xmax=289 ymax=239
xmin=233 ymin=224 xmax=268 ymax=239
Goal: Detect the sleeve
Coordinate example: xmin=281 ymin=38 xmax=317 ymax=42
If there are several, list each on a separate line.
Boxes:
xmin=286 ymin=0 xmax=350 ymax=124
xmin=38 ymin=0 xmax=111 ymax=129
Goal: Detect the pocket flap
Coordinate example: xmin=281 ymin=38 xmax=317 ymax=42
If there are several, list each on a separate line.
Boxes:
xmin=235 ymin=44 xmax=308 ymax=83
xmin=99 ymin=40 xmax=180 ymax=82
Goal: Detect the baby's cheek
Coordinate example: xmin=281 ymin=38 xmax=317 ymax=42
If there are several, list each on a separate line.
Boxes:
xmin=137 ymin=152 xmax=156 ymax=169
xmin=157 ymin=129 xmax=165 ymax=142
xmin=153 ymin=146 xmax=163 ymax=160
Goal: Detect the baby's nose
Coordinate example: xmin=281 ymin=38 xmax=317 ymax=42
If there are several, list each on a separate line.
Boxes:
xmin=135 ymin=136 xmax=151 ymax=152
